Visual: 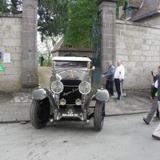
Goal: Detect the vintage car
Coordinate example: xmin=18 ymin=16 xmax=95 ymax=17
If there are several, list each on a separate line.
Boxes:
xmin=30 ymin=56 xmax=109 ymax=131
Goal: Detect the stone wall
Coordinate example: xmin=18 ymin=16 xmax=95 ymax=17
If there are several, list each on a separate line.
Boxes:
xmin=0 ymin=0 xmax=38 ymax=92
xmin=116 ymin=20 xmax=160 ymax=89
xmin=0 ymin=16 xmax=22 ymax=91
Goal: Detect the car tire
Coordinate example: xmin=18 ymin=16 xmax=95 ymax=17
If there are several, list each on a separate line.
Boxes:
xmin=94 ymin=100 xmax=105 ymax=131
xmin=30 ymin=99 xmax=50 ymax=129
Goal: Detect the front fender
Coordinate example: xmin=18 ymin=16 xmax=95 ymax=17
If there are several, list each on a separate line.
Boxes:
xmin=32 ymin=88 xmax=57 ymax=108
xmin=95 ymin=89 xmax=109 ymax=102
xmin=32 ymin=89 xmax=47 ymax=100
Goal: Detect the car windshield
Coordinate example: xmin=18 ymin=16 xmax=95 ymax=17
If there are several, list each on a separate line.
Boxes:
xmin=54 ymin=61 xmax=88 ymax=68
xmin=56 ymin=70 xmax=90 ymax=81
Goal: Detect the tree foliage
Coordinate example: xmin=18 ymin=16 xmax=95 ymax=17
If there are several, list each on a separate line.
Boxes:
xmin=0 ymin=0 xmax=9 ymax=13
xmin=10 ymin=0 xmax=23 ymax=14
xmin=64 ymin=0 xmax=98 ymax=48
xmin=0 ymin=0 xmax=22 ymax=14
xmin=117 ymin=0 xmax=127 ymax=6
xmin=38 ymin=0 xmax=68 ymax=41
xmin=116 ymin=0 xmax=128 ymax=17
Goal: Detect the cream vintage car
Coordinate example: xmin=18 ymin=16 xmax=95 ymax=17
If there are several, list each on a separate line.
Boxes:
xmin=30 ymin=56 xmax=109 ymax=131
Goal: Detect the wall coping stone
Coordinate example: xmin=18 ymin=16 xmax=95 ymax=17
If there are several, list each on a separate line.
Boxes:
xmin=0 ymin=13 xmax=22 ymax=18
xmin=116 ymin=20 xmax=160 ymax=30
xmin=97 ymin=0 xmax=116 ymax=5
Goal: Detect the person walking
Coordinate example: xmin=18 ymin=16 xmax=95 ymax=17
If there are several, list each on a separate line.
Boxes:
xmin=114 ymin=61 xmax=125 ymax=100
xmin=104 ymin=61 xmax=115 ymax=96
xmin=152 ymin=71 xmax=160 ymax=140
xmin=150 ymin=70 xmax=159 ymax=118
xmin=143 ymin=66 xmax=160 ymax=125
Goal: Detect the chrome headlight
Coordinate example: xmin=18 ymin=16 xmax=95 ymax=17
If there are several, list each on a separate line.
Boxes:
xmin=75 ymin=98 xmax=82 ymax=105
xmin=51 ymin=81 xmax=64 ymax=94
xmin=60 ymin=98 xmax=66 ymax=106
xmin=79 ymin=81 xmax=91 ymax=95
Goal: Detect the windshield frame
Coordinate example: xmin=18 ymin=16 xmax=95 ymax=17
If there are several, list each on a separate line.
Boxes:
xmin=54 ymin=60 xmax=90 ymax=69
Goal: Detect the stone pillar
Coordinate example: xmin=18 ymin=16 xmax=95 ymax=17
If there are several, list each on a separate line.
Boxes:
xmin=98 ymin=0 xmax=116 ymax=72
xmin=21 ymin=0 xmax=38 ymax=88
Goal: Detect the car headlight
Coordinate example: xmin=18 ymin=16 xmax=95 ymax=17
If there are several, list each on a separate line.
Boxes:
xmin=79 ymin=81 xmax=91 ymax=95
xmin=60 ymin=98 xmax=66 ymax=106
xmin=75 ymin=98 xmax=82 ymax=105
xmin=51 ymin=81 xmax=64 ymax=94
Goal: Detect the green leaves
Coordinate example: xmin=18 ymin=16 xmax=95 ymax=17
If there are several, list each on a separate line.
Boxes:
xmin=0 ymin=0 xmax=8 ymax=13
xmin=38 ymin=0 xmax=68 ymax=40
xmin=0 ymin=0 xmax=22 ymax=14
xmin=64 ymin=0 xmax=98 ymax=48
xmin=38 ymin=0 xmax=98 ymax=48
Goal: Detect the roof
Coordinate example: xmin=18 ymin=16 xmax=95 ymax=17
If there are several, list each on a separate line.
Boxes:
xmin=53 ymin=56 xmax=91 ymax=62
xmin=129 ymin=0 xmax=142 ymax=8
xmin=128 ymin=0 xmax=160 ymax=21
xmin=52 ymin=39 xmax=92 ymax=53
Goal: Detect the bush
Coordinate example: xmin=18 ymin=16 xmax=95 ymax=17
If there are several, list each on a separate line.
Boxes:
xmin=43 ymin=57 xmax=52 ymax=67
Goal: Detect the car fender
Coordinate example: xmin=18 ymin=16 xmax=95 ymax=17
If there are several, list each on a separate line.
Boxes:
xmin=95 ymin=89 xmax=109 ymax=102
xmin=32 ymin=88 xmax=57 ymax=108
xmin=32 ymin=89 xmax=48 ymax=100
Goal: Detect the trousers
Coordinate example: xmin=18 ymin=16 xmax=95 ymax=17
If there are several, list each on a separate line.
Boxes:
xmin=145 ymin=98 xmax=160 ymax=123
xmin=115 ymin=79 xmax=121 ymax=100
xmin=106 ymin=80 xmax=114 ymax=96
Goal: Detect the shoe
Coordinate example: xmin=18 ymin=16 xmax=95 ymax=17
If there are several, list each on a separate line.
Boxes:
xmin=143 ymin=118 xmax=149 ymax=125
xmin=116 ymin=98 xmax=121 ymax=102
xmin=152 ymin=134 xmax=160 ymax=140
xmin=153 ymin=116 xmax=160 ymax=121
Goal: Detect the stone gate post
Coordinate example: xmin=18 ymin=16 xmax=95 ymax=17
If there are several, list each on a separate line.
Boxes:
xmin=98 ymin=0 xmax=116 ymax=72
xmin=21 ymin=0 xmax=38 ymax=88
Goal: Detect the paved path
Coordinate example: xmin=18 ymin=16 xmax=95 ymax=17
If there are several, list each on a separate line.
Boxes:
xmin=0 ymin=114 xmax=159 ymax=160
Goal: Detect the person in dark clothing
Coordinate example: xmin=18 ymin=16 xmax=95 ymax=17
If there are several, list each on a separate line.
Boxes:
xmin=104 ymin=61 xmax=115 ymax=96
xmin=152 ymin=73 xmax=160 ymax=140
xmin=40 ymin=55 xmax=44 ymax=66
xmin=151 ymin=71 xmax=159 ymax=118
xmin=143 ymin=66 xmax=160 ymax=125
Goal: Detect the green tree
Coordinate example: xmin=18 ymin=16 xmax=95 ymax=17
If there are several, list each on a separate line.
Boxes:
xmin=38 ymin=0 xmax=68 ymax=41
xmin=0 ymin=0 xmax=22 ymax=14
xmin=116 ymin=0 xmax=128 ymax=17
xmin=0 ymin=0 xmax=9 ymax=13
xmin=10 ymin=0 xmax=23 ymax=14
xmin=64 ymin=0 xmax=98 ymax=48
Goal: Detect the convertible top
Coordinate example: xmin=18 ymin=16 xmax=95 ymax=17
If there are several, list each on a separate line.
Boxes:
xmin=53 ymin=56 xmax=91 ymax=62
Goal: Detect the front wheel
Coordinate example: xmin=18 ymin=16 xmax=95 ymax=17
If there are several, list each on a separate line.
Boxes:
xmin=30 ymin=99 xmax=50 ymax=129
xmin=94 ymin=101 xmax=105 ymax=131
